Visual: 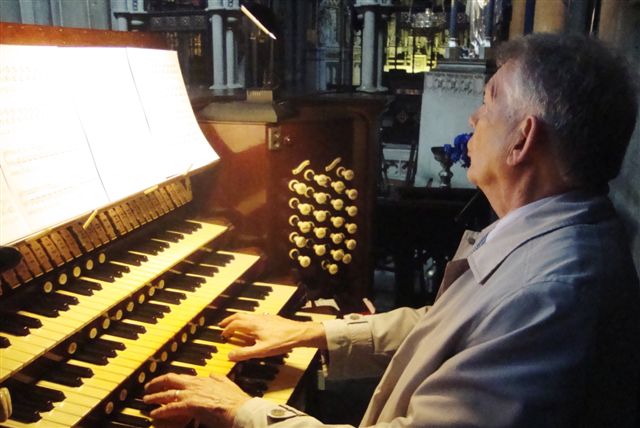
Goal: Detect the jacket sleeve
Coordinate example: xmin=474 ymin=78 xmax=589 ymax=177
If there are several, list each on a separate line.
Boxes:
xmin=322 ymin=306 xmax=428 ymax=380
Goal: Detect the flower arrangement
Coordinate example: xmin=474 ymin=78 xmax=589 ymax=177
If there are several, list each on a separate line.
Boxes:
xmin=443 ymin=132 xmax=472 ymax=168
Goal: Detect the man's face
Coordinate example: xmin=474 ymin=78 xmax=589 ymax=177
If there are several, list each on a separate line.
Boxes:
xmin=467 ymin=61 xmax=524 ymax=191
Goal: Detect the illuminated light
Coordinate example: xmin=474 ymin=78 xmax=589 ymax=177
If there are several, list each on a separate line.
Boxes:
xmin=241 ymin=5 xmax=277 ymax=40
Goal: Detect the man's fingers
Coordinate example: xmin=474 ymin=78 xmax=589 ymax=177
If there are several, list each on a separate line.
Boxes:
xmin=227 ymin=344 xmax=266 ymax=361
xmin=220 ymin=318 xmax=259 ymax=339
xmin=218 ymin=312 xmax=243 ymax=328
xmin=144 ymin=373 xmax=188 ymax=393
xmin=143 ymin=389 xmax=181 ymax=405
xmin=149 ymin=400 xmax=191 ymax=419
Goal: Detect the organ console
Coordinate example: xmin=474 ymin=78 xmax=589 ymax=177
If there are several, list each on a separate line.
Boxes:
xmin=0 ymin=22 xmax=385 ymax=427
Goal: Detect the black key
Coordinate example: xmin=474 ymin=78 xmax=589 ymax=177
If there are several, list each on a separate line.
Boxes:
xmin=173 ymin=353 xmax=206 ymax=366
xmin=110 ymin=252 xmax=146 ymax=266
xmin=153 ymin=231 xmax=184 ymax=243
xmin=65 ymin=282 xmax=94 ymax=296
xmin=89 ymin=341 xmax=119 ymax=357
xmin=136 ymin=306 xmax=165 ymax=319
xmin=237 ymin=364 xmax=278 ymax=381
xmin=42 ymin=370 xmax=83 ymax=387
xmin=2 ymin=312 xmax=42 ymax=329
xmin=61 ymin=362 xmax=94 ymax=378
xmin=112 ymin=412 xmax=152 ymax=427
xmin=0 ymin=319 xmax=30 ymax=336
xmin=164 ymin=365 xmax=197 ymax=376
xmin=102 ymin=264 xmax=128 ymax=277
xmin=125 ymin=312 xmax=158 ymax=324
xmin=228 ymin=298 xmax=259 ymax=311
xmin=52 ymin=292 xmax=79 ymax=306
xmin=0 ymin=335 xmax=10 ymax=348
xmin=86 ymin=271 xmax=115 ymax=282
xmin=143 ymin=302 xmax=171 ymax=313
xmin=153 ymin=289 xmax=186 ymax=304
xmin=93 ymin=337 xmax=126 ymax=351
xmin=10 ymin=402 xmax=42 ymax=423
xmin=187 ymin=265 xmax=218 ymax=277
xmin=164 ymin=280 xmax=198 ymax=292
xmin=21 ymin=302 xmax=59 ymax=318
xmin=128 ymin=398 xmax=156 ymax=413
xmin=169 ymin=222 xmax=199 ymax=234
xmin=75 ymin=278 xmax=102 ymax=290
xmin=199 ymin=253 xmax=232 ymax=266
xmin=203 ymin=309 xmax=234 ymax=325
xmin=108 ymin=322 xmax=145 ymax=339
xmin=73 ymin=349 xmax=109 ymax=365
xmin=184 ymin=342 xmax=218 ymax=355
xmin=198 ymin=328 xmax=225 ymax=343
xmin=289 ymin=314 xmax=313 ymax=322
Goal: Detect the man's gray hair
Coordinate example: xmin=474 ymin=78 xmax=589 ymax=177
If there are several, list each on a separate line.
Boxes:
xmin=497 ymin=33 xmax=639 ymax=191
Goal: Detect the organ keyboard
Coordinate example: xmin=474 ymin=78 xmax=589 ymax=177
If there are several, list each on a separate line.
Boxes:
xmin=0 ymin=23 xmax=339 ymax=428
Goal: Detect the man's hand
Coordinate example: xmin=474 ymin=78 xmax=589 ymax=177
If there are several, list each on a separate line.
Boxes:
xmin=219 ymin=313 xmax=327 ymax=361
xmin=143 ymin=373 xmax=251 ymax=428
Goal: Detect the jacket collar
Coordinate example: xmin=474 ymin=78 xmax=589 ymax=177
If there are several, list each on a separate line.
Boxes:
xmin=467 ymin=190 xmax=615 ymax=285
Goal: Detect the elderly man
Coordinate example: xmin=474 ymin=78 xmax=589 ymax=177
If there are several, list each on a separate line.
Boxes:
xmin=144 ymin=33 xmax=640 ymax=427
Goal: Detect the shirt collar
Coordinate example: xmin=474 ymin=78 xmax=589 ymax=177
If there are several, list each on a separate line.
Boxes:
xmin=468 ymin=190 xmax=615 ymax=285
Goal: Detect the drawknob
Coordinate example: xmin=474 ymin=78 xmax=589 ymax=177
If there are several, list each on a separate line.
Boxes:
xmin=289 ymin=249 xmax=311 ymax=268
xmin=345 ymin=239 xmax=357 ymax=250
xmin=342 ymin=253 xmax=353 ymax=264
xmin=330 ymin=249 xmax=345 ymax=261
xmin=297 ymin=221 xmax=314 ymax=234
xmin=314 ymin=227 xmax=328 ymax=239
xmin=313 ymin=210 xmax=329 ymax=222
xmin=345 ymin=223 xmax=358 ymax=234
xmin=313 ymin=192 xmax=330 ymax=204
xmin=289 ymin=232 xmax=308 ymax=248
xmin=336 ymin=166 xmax=355 ymax=181
xmin=0 ymin=387 xmax=11 ymax=422
xmin=330 ymin=216 xmax=345 ymax=228
xmin=313 ymin=244 xmax=327 ymax=256
xmin=322 ymin=260 xmax=339 ymax=275
xmin=346 ymin=205 xmax=358 ymax=217
xmin=297 ymin=203 xmax=314 ymax=215
xmin=331 ymin=181 xmax=346 ymax=193
xmin=330 ymin=233 xmax=345 ymax=244
xmin=330 ymin=199 xmax=344 ymax=210
xmin=345 ymin=189 xmax=358 ymax=200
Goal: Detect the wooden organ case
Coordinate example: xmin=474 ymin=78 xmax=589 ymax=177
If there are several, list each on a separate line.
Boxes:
xmin=0 ymin=23 xmax=384 ymax=428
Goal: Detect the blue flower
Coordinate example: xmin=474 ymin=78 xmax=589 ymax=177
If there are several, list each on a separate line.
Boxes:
xmin=443 ymin=132 xmax=471 ymax=168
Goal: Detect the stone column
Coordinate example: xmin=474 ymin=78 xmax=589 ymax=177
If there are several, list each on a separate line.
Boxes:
xmin=358 ymin=6 xmax=377 ymax=92
xmin=208 ymin=0 xmax=241 ymax=91
xmin=375 ymin=12 xmax=387 ymax=91
xmin=355 ymin=0 xmax=390 ymax=93
xmin=225 ymin=14 xmax=243 ymax=88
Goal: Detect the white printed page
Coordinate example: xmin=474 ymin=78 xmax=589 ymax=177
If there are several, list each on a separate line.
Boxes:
xmin=126 ymin=47 xmax=219 ymax=178
xmin=0 ymin=44 xmax=108 ymax=241
xmin=60 ymin=46 xmax=166 ymax=201
xmin=0 ymin=169 xmax=31 ymax=246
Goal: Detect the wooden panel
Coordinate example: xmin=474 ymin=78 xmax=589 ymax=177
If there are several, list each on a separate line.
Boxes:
xmin=195 ymin=96 xmax=386 ymax=309
xmin=0 ymin=22 xmax=167 ymax=48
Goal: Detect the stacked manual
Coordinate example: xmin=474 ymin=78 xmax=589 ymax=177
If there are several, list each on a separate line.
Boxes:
xmin=0 ymin=45 xmax=219 ymax=246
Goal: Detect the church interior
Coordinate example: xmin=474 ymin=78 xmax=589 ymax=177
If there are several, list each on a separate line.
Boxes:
xmin=0 ymin=0 xmax=639 ymax=426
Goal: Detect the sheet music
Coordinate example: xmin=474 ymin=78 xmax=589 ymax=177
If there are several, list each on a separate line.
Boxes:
xmin=60 ymin=47 xmax=166 ymax=201
xmin=126 ymin=48 xmax=219 ymax=177
xmin=0 ymin=45 xmax=108 ymax=242
xmin=0 ymin=169 xmax=31 ymax=246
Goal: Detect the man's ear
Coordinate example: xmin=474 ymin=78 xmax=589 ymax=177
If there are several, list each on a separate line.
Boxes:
xmin=506 ymin=115 xmax=539 ymax=166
